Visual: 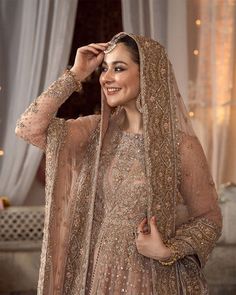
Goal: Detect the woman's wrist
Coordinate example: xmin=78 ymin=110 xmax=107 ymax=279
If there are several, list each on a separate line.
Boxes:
xmin=65 ymin=69 xmax=83 ymax=93
xmin=159 ymin=247 xmax=172 ymax=261
xmin=157 ymin=244 xmax=180 ymax=266
xmin=69 ymin=67 xmax=86 ymax=83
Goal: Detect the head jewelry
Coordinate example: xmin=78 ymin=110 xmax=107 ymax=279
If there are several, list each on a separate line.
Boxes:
xmin=104 ymin=32 xmax=127 ymax=54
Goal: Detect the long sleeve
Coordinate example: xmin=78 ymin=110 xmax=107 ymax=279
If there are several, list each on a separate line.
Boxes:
xmin=167 ymin=134 xmax=222 ymax=267
xmin=15 ymin=70 xmax=100 ymax=150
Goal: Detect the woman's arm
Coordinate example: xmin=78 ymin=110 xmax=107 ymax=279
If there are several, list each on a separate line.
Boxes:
xmin=166 ymin=134 xmax=223 ymax=267
xmin=136 ymin=134 xmax=222 ymax=266
xmin=15 ymin=70 xmax=81 ymax=149
xmin=15 ymin=42 xmax=108 ymax=150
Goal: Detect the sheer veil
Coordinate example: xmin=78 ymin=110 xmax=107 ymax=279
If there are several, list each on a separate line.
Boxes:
xmin=102 ymin=32 xmax=222 ymax=268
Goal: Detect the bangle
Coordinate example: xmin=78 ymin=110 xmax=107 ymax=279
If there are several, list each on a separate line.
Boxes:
xmin=158 ymin=244 xmax=180 ymax=266
xmin=65 ymin=69 xmax=82 ymax=93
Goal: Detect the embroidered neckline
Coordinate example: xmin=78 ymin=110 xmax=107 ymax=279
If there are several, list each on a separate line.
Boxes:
xmin=112 ymin=119 xmax=144 ymax=139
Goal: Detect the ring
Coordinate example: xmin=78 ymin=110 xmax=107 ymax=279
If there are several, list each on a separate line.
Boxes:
xmin=133 ymin=230 xmax=144 ymax=238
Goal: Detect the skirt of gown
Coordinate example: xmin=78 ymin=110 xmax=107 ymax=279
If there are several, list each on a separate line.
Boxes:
xmin=85 ymin=216 xmax=154 ymax=295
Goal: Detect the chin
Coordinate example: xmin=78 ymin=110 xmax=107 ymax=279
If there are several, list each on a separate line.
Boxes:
xmin=105 ymin=97 xmax=122 ymax=108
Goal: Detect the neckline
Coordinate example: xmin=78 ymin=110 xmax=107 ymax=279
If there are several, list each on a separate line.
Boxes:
xmin=113 ymin=120 xmax=144 ymax=138
xmin=120 ymin=129 xmax=143 ymax=137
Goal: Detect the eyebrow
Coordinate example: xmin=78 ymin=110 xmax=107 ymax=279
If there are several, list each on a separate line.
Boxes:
xmin=102 ymin=61 xmax=128 ymax=66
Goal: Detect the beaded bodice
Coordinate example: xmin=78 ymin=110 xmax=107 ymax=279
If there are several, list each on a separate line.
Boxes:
xmin=94 ymin=120 xmax=148 ymax=227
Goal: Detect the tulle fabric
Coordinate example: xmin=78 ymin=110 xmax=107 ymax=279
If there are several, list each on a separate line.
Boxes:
xmin=15 ymin=33 xmax=222 ymax=295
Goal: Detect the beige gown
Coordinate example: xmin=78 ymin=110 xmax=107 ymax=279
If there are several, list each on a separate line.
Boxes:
xmin=85 ymin=120 xmax=153 ymax=294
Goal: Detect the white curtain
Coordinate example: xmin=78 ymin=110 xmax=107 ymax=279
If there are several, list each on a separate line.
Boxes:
xmin=192 ymin=0 xmax=236 ymax=186
xmin=0 ymin=0 xmax=78 ymax=205
xmin=121 ymin=0 xmax=189 ymax=103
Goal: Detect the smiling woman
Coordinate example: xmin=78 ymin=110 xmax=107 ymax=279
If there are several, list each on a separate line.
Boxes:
xmin=99 ymin=42 xmax=142 ymax=133
xmin=101 ymin=48 xmax=139 ymax=103
xmin=15 ymin=32 xmax=222 ymax=295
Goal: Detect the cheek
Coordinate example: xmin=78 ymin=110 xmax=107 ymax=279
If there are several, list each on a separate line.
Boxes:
xmin=123 ymin=72 xmax=140 ymax=90
xmin=99 ymin=74 xmax=103 ymax=86
xmin=130 ymin=75 xmax=140 ymax=94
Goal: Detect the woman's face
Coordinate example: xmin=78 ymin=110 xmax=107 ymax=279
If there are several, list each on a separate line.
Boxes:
xmin=99 ymin=43 xmax=140 ymax=108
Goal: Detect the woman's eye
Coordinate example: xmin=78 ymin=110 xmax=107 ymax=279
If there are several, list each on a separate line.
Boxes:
xmin=100 ymin=66 xmax=125 ymax=73
xmin=101 ymin=67 xmax=108 ymax=72
xmin=115 ymin=67 xmax=124 ymax=72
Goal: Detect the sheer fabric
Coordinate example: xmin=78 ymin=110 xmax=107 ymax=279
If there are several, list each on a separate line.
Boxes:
xmin=16 ymin=33 xmax=222 ymax=295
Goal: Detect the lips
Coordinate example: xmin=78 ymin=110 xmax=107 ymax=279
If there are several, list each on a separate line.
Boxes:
xmin=106 ymin=87 xmax=121 ymax=95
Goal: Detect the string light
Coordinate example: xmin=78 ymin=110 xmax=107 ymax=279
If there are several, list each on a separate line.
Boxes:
xmin=193 ymin=19 xmax=201 ymax=58
xmin=189 ymin=111 xmax=195 ymax=117
xmin=195 ymin=19 xmax=201 ymax=26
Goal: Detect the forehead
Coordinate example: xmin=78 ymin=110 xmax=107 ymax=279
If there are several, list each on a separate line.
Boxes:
xmin=103 ymin=43 xmax=134 ymax=64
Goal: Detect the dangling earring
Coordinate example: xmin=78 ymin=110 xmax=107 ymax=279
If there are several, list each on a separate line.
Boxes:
xmin=136 ymin=94 xmax=143 ymax=113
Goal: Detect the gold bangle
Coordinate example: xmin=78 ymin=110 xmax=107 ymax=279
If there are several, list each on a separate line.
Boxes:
xmin=158 ymin=256 xmax=177 ymax=266
xmin=158 ymin=244 xmax=180 ymax=266
xmin=65 ymin=69 xmax=83 ymax=93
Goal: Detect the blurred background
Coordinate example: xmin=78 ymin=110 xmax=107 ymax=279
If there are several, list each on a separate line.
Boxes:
xmin=0 ymin=0 xmax=235 ymax=294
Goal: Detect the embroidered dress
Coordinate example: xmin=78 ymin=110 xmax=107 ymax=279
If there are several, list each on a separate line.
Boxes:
xmin=15 ymin=33 xmax=222 ymax=295
xmin=86 ymin=121 xmax=153 ymax=294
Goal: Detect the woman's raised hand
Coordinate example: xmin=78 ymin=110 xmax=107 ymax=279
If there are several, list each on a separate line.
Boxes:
xmin=70 ymin=43 xmax=108 ymax=82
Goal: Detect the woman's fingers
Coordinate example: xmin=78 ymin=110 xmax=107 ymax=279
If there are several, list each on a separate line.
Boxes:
xmin=88 ymin=43 xmax=108 ymax=51
xmin=91 ymin=42 xmax=108 ymax=46
xmin=137 ymin=216 xmax=162 ymax=236
xmin=79 ymin=43 xmax=108 ymax=55
xmin=137 ymin=217 xmax=147 ymax=232
xmin=80 ymin=46 xmax=100 ymax=55
xmin=149 ymin=216 xmax=159 ymax=236
xmin=71 ymin=42 xmax=108 ymax=81
xmin=135 ymin=218 xmax=149 ymax=239
xmin=95 ymin=51 xmax=106 ymax=65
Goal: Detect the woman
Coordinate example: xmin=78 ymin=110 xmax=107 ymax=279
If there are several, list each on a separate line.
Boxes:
xmin=16 ymin=32 xmax=222 ymax=295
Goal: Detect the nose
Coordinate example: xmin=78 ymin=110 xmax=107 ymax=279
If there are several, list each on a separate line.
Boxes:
xmin=100 ymin=68 xmax=115 ymax=84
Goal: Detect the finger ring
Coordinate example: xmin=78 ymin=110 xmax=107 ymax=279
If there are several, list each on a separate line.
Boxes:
xmin=133 ymin=230 xmax=143 ymax=238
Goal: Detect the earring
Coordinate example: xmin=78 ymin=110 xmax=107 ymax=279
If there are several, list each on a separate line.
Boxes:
xmin=136 ymin=94 xmax=143 ymax=113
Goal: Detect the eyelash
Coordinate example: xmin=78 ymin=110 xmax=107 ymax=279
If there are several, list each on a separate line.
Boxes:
xmin=101 ymin=66 xmax=125 ymax=72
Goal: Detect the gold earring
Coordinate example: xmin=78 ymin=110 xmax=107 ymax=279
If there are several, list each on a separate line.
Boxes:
xmin=136 ymin=94 xmax=143 ymax=113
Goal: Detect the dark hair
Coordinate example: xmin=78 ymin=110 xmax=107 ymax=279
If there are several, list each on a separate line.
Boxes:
xmin=116 ymin=35 xmax=140 ymax=65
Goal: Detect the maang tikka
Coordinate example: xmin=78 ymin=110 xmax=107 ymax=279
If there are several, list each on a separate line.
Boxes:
xmin=104 ymin=32 xmax=127 ymax=54
xmin=136 ymin=94 xmax=143 ymax=113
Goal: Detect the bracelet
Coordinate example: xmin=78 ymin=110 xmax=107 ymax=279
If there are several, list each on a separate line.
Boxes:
xmin=65 ymin=69 xmax=83 ymax=93
xmin=158 ymin=244 xmax=180 ymax=266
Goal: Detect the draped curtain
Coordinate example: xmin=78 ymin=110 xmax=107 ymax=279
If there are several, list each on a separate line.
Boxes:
xmin=192 ymin=0 xmax=236 ymax=186
xmin=0 ymin=0 xmax=78 ymax=205
xmin=121 ymin=0 xmax=189 ymax=103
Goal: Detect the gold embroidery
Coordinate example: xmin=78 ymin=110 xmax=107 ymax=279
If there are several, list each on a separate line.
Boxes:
xmin=16 ymin=33 xmax=222 ymax=295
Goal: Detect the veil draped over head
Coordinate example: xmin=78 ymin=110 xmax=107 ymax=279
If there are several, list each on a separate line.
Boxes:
xmin=98 ymin=33 xmax=222 ymax=292
xmin=101 ymin=31 xmax=221 ymax=241
xmin=33 ymin=33 xmax=222 ymax=294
